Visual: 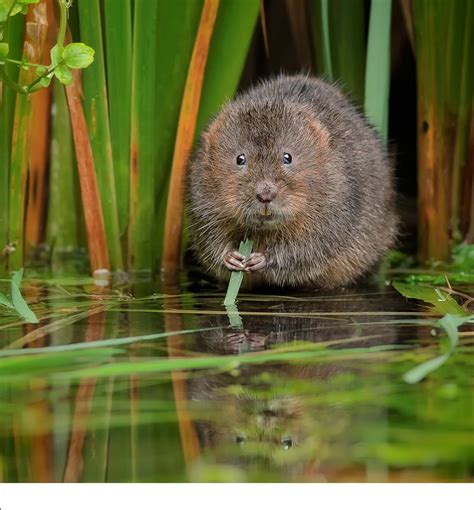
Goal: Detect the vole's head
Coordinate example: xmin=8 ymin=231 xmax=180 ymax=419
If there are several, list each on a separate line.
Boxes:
xmin=191 ymin=100 xmax=332 ymax=231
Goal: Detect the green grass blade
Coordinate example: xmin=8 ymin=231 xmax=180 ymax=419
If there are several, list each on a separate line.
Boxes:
xmin=364 ymin=0 xmax=392 ymax=142
xmin=320 ymin=0 xmax=333 ymax=81
xmin=152 ymin=0 xmax=204 ymax=262
xmin=78 ymin=0 xmax=123 ymax=271
xmin=103 ymin=0 xmax=132 ymax=237
xmin=0 ymin=14 xmax=23 ymax=276
xmin=46 ymin=80 xmax=83 ymax=263
xmin=223 ymin=239 xmax=253 ymax=306
xmin=128 ymin=0 xmax=159 ymax=272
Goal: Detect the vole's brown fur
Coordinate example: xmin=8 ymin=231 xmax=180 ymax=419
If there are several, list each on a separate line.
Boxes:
xmin=186 ymin=75 xmax=397 ymax=289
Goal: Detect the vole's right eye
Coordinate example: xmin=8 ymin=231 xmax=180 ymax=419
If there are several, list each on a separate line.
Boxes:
xmin=235 ymin=434 xmax=245 ymax=445
xmin=236 ymin=154 xmax=246 ymax=166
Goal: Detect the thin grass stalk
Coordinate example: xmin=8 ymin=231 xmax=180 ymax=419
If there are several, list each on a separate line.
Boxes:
xmin=65 ymin=69 xmax=110 ymax=273
xmin=310 ymin=0 xmax=365 ymax=102
xmin=78 ymin=0 xmax=123 ymax=271
xmin=152 ymin=0 xmax=204 ymax=262
xmin=320 ymin=0 xmax=333 ymax=80
xmin=0 ymin=15 xmax=23 ymax=275
xmin=103 ymin=0 xmax=132 ymax=238
xmin=25 ymin=0 xmax=55 ymax=255
xmin=161 ymin=0 xmax=220 ymax=272
xmin=46 ymin=80 xmax=81 ymax=261
xmin=8 ymin=2 xmax=48 ymax=271
xmin=364 ymin=0 xmax=392 ymax=142
xmin=128 ymin=0 xmax=160 ymax=272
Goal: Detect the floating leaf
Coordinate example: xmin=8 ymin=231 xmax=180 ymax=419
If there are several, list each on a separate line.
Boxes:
xmin=392 ymin=281 xmax=467 ymax=316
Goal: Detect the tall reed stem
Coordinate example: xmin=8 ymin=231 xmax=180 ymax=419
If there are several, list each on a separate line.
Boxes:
xmin=162 ymin=0 xmax=220 ymax=272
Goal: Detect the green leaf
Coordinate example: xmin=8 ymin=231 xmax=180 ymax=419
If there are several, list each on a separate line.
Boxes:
xmin=62 ymin=42 xmax=95 ymax=69
xmin=392 ymin=281 xmax=467 ymax=316
xmin=54 ymin=64 xmax=72 ymax=85
xmin=223 ymin=239 xmax=253 ymax=306
xmin=10 ymin=269 xmax=39 ymax=324
xmin=0 ymin=0 xmax=39 ymax=21
xmin=0 ymin=42 xmax=9 ymax=60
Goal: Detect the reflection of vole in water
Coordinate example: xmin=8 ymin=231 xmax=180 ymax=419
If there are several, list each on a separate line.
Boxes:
xmin=187 ymin=75 xmax=397 ymax=289
xmin=187 ymin=292 xmax=402 ymax=479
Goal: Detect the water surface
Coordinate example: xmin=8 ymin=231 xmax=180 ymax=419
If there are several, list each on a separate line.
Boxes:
xmin=0 ymin=275 xmax=472 ymax=482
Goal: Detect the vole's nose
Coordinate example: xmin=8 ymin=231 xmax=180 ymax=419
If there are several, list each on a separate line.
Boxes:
xmin=256 ymin=183 xmax=277 ymax=203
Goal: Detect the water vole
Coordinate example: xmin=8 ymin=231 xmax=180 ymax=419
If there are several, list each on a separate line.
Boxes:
xmin=186 ymin=75 xmax=397 ymax=289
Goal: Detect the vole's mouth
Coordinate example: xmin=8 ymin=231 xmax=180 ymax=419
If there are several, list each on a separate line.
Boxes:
xmin=258 ymin=205 xmax=273 ymax=221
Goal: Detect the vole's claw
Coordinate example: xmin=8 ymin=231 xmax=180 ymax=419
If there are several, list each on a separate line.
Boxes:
xmin=224 ymin=250 xmax=246 ymax=271
xmin=243 ymin=252 xmax=267 ymax=272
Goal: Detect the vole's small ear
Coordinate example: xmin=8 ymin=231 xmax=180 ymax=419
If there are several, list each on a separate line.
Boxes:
xmin=202 ymin=113 xmax=225 ymax=155
xmin=307 ymin=117 xmax=330 ymax=149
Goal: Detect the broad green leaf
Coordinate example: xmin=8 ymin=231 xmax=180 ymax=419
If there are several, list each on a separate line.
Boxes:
xmin=62 ymin=42 xmax=94 ymax=69
xmin=392 ymin=281 xmax=467 ymax=316
xmin=438 ymin=313 xmax=473 ymax=347
xmin=403 ymin=314 xmax=473 ymax=384
xmin=54 ymin=64 xmax=72 ymax=85
xmin=403 ymin=351 xmax=450 ymax=384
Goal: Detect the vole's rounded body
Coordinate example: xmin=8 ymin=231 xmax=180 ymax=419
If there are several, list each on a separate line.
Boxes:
xmin=186 ymin=75 xmax=397 ymax=289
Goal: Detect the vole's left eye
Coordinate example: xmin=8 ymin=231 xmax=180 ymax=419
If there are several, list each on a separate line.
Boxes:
xmin=281 ymin=437 xmax=293 ymax=450
xmin=283 ymin=153 xmax=292 ymax=165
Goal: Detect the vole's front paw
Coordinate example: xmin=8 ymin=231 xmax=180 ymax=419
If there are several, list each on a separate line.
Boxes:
xmin=224 ymin=250 xmax=246 ymax=271
xmin=243 ymin=252 xmax=267 ymax=272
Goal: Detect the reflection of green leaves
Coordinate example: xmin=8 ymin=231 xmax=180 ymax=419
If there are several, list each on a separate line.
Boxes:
xmin=62 ymin=42 xmax=95 ymax=68
xmin=452 ymin=243 xmax=474 ymax=272
xmin=392 ymin=281 xmax=467 ymax=316
xmin=0 ymin=269 xmax=39 ymax=324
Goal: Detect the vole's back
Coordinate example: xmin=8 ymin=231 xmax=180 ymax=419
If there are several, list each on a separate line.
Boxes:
xmin=187 ymin=75 xmax=397 ymax=289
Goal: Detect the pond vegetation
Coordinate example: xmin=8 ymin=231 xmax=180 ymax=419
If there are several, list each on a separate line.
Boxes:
xmin=0 ymin=0 xmax=473 ymax=483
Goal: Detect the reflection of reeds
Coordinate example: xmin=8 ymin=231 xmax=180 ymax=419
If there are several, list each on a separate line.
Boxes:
xmin=63 ymin=309 xmax=106 ymax=482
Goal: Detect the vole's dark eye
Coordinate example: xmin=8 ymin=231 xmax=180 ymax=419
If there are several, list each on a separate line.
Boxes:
xmin=236 ymin=154 xmax=246 ymax=166
xmin=283 ymin=153 xmax=292 ymax=165
xmin=281 ymin=437 xmax=293 ymax=450
xmin=236 ymin=434 xmax=245 ymax=445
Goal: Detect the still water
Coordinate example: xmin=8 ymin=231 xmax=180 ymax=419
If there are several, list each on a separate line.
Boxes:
xmin=0 ymin=275 xmax=473 ymax=482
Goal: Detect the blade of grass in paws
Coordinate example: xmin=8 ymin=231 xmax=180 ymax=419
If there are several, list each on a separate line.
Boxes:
xmin=223 ymin=239 xmax=253 ymax=306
